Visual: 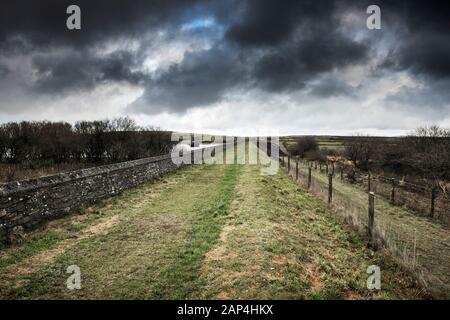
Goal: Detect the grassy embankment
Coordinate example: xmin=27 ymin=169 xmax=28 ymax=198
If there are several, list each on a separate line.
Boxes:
xmin=0 ymin=143 xmax=428 ymax=299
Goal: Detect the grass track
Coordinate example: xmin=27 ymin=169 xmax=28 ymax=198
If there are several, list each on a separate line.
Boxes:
xmin=0 ymin=143 xmax=429 ymax=299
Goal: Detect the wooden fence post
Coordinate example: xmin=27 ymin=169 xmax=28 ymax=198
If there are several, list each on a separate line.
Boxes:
xmin=331 ymin=162 xmax=335 ymax=176
xmin=295 ymin=161 xmax=299 ymax=181
xmin=390 ymin=178 xmax=395 ymax=204
xmin=326 ymin=163 xmax=329 ymax=175
xmin=308 ymin=167 xmax=312 ymax=190
xmin=288 ymin=156 xmax=291 ymax=172
xmin=190 ymin=135 xmax=195 ymax=165
xmin=328 ymin=173 xmax=333 ymax=207
xmin=430 ymin=188 xmax=437 ymax=218
xmin=319 ymin=163 xmax=322 ymax=172
xmin=314 ymin=161 xmax=317 ymax=170
xmin=368 ymin=192 xmax=375 ymax=243
xmin=368 ymin=171 xmax=371 ymax=192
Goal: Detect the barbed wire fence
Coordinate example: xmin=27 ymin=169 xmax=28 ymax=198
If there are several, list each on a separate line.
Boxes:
xmin=278 ymin=153 xmax=450 ymax=299
xmin=314 ymin=159 xmax=449 ymax=225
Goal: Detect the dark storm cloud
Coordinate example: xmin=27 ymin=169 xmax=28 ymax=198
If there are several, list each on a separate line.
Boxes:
xmin=224 ymin=0 xmax=369 ymax=91
xmin=384 ymin=33 xmax=450 ymax=80
xmin=386 ymin=0 xmax=450 ymax=33
xmin=0 ymin=0 xmax=214 ymax=97
xmin=31 ymin=50 xmax=145 ymax=94
xmin=377 ymin=0 xmax=450 ymax=79
xmin=0 ymin=0 xmax=449 ymax=116
xmin=128 ymin=45 xmax=244 ymax=113
xmin=252 ymin=32 xmax=368 ymax=92
xmin=131 ymin=0 xmax=371 ymax=110
xmin=0 ymin=0 xmax=201 ymax=50
xmin=226 ymin=0 xmax=337 ymax=47
xmin=227 ymin=0 xmax=450 ymax=80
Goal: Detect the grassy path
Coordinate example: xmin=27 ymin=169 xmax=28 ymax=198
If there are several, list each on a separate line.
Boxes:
xmin=0 ymin=144 xmax=428 ymax=299
xmin=0 ymin=163 xmax=239 ymax=299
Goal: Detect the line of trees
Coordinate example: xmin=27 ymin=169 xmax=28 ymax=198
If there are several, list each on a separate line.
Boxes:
xmin=342 ymin=126 xmax=450 ymax=180
xmin=382 ymin=126 xmax=450 ymax=180
xmin=287 ymin=136 xmax=328 ymax=162
xmin=0 ymin=117 xmax=174 ymax=165
xmin=288 ymin=126 xmax=450 ymax=182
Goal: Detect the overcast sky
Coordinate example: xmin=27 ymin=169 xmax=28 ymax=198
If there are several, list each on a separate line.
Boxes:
xmin=0 ymin=0 xmax=449 ymax=136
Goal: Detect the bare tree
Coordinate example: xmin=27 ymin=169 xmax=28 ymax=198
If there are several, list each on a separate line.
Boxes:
xmin=344 ymin=135 xmax=377 ymax=170
xmin=289 ymin=137 xmax=319 ymax=158
xmin=404 ymin=125 xmax=450 ymax=182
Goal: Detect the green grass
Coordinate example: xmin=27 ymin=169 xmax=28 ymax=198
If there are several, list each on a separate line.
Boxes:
xmin=294 ymin=159 xmax=450 ymax=298
xmin=151 ymin=165 xmax=240 ymax=299
xmin=0 ymin=142 xmax=431 ymax=299
xmin=0 ymin=232 xmax=64 ymax=268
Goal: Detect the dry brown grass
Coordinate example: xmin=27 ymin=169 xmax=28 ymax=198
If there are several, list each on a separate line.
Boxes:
xmin=289 ymin=159 xmax=450 ymax=298
xmin=0 ymin=163 xmax=96 ymax=183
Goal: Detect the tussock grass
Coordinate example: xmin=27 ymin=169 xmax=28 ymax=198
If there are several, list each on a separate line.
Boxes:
xmin=293 ymin=161 xmax=449 ymax=298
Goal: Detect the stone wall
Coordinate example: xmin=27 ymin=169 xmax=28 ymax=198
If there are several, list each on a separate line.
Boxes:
xmin=0 ymin=153 xmax=184 ymax=243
